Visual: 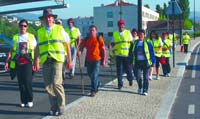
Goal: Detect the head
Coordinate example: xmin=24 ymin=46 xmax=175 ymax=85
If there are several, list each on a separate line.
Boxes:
xmin=39 ymin=8 xmax=57 ymax=27
xmin=150 ymin=30 xmax=158 ymax=39
xmin=138 ymin=29 xmax=146 ymax=41
xmin=162 ymin=32 xmax=168 ymax=40
xmin=117 ymin=19 xmax=125 ymax=32
xmin=131 ymin=28 xmax=138 ymax=37
xmin=18 ymin=19 xmax=28 ymax=34
xmin=89 ymin=25 xmax=97 ymax=37
xmin=55 ymin=19 xmax=62 ymax=26
xmin=67 ymin=18 xmax=74 ymax=28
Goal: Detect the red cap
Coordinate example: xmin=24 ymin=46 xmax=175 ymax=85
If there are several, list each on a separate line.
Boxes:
xmin=162 ymin=32 xmax=168 ymax=36
xmin=118 ymin=19 xmax=125 ymax=25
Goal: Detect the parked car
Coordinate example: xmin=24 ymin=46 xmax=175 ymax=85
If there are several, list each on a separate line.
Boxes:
xmin=0 ymin=44 xmax=10 ymax=72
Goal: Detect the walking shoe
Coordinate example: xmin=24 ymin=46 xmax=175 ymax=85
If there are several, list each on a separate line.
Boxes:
xmin=90 ymin=92 xmax=95 ymax=97
xmin=26 ymin=102 xmax=33 ymax=108
xmin=137 ymin=89 xmax=143 ymax=95
xmin=129 ymin=81 xmax=133 ymax=86
xmin=143 ymin=92 xmax=148 ymax=96
xmin=149 ymin=76 xmax=152 ymax=80
xmin=20 ymin=103 xmax=25 ymax=108
xmin=155 ymin=75 xmax=160 ymax=80
xmin=167 ymin=73 xmax=170 ymax=77
xmin=49 ymin=110 xmax=59 ymax=116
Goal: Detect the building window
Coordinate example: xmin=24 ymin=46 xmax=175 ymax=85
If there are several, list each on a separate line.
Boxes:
xmin=107 ymin=21 xmax=113 ymax=27
xmin=107 ymin=12 xmax=113 ymax=18
xmin=108 ymin=32 xmax=113 ymax=37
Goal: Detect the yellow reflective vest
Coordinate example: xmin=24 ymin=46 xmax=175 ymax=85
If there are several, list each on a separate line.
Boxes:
xmin=162 ymin=39 xmax=171 ymax=58
xmin=113 ymin=29 xmax=132 ymax=57
xmin=147 ymin=37 xmax=162 ymax=57
xmin=10 ymin=33 xmax=35 ymax=68
xmin=182 ymin=34 xmax=190 ymax=44
xmin=65 ymin=27 xmax=79 ymax=47
xmin=37 ymin=24 xmax=65 ymax=64
xmin=132 ymin=40 xmax=152 ymax=66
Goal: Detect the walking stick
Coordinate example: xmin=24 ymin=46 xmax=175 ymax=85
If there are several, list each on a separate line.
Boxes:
xmin=78 ymin=53 xmax=85 ymax=95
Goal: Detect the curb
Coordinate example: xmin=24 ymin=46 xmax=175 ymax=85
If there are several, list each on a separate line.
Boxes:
xmin=155 ymin=39 xmax=200 ymax=119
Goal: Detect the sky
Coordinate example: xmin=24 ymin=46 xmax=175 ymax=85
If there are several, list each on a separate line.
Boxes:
xmin=0 ymin=0 xmax=199 ymax=19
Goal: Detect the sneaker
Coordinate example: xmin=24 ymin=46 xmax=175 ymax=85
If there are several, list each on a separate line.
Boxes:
xmin=90 ymin=92 xmax=95 ymax=97
xmin=156 ymin=75 xmax=160 ymax=80
xmin=129 ymin=81 xmax=133 ymax=86
xmin=149 ymin=76 xmax=152 ymax=80
xmin=59 ymin=107 xmax=65 ymax=115
xmin=137 ymin=89 xmax=143 ymax=95
xmin=20 ymin=103 xmax=25 ymax=108
xmin=26 ymin=102 xmax=33 ymax=108
xmin=54 ymin=111 xmax=59 ymax=116
xmin=49 ymin=110 xmax=54 ymax=116
xmin=167 ymin=73 xmax=170 ymax=77
xmin=143 ymin=92 xmax=148 ymax=96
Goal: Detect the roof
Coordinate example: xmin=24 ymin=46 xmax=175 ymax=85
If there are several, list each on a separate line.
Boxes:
xmin=105 ymin=0 xmax=134 ymax=7
xmin=0 ymin=0 xmax=49 ymax=6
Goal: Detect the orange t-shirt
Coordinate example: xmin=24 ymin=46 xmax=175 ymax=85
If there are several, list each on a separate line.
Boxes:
xmin=80 ymin=36 xmax=105 ymax=61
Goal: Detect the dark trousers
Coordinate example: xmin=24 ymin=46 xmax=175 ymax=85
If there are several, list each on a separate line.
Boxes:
xmin=87 ymin=60 xmax=101 ymax=93
xmin=135 ymin=61 xmax=150 ymax=93
xmin=16 ymin=63 xmax=33 ymax=104
xmin=184 ymin=44 xmax=188 ymax=53
xmin=162 ymin=57 xmax=171 ymax=75
xmin=116 ymin=56 xmax=133 ymax=88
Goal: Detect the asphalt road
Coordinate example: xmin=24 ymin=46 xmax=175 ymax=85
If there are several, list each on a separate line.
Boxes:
xmin=0 ymin=64 xmax=116 ymax=119
xmin=169 ymin=44 xmax=200 ymax=119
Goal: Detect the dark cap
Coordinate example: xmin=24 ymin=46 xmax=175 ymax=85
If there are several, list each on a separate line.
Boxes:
xmin=39 ymin=8 xmax=57 ymax=20
xmin=162 ymin=32 xmax=168 ymax=36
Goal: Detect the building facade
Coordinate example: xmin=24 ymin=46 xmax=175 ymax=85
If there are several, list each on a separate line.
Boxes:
xmin=93 ymin=0 xmax=159 ymax=41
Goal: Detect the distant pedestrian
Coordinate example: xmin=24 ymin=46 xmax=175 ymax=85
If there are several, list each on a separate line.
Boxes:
xmin=4 ymin=19 xmax=37 ymax=108
xmin=147 ymin=30 xmax=163 ymax=80
xmin=34 ymin=8 xmax=72 ymax=116
xmin=111 ymin=19 xmax=133 ymax=89
xmin=182 ymin=32 xmax=191 ymax=53
xmin=65 ymin=18 xmax=81 ymax=79
xmin=147 ymin=30 xmax=160 ymax=80
xmin=131 ymin=29 xmax=155 ymax=96
xmin=161 ymin=32 xmax=172 ymax=77
xmin=77 ymin=25 xmax=106 ymax=97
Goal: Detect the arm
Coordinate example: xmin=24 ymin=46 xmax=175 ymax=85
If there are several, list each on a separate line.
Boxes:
xmin=148 ymin=43 xmax=156 ymax=66
xmin=33 ymin=46 xmax=40 ymax=71
xmin=64 ymin=41 xmax=72 ymax=70
xmin=4 ymin=49 xmax=12 ymax=71
xmin=99 ymin=36 xmax=106 ymax=67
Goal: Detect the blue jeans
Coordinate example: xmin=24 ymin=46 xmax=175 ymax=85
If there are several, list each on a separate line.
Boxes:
xmin=86 ymin=60 xmax=101 ymax=93
xmin=69 ymin=47 xmax=77 ymax=76
xmin=116 ymin=56 xmax=133 ymax=88
xmin=135 ymin=60 xmax=150 ymax=93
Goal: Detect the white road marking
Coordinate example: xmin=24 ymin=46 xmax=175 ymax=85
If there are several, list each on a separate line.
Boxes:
xmin=192 ymin=47 xmax=200 ymax=78
xmin=188 ymin=104 xmax=195 ymax=114
xmin=190 ymin=85 xmax=195 ymax=93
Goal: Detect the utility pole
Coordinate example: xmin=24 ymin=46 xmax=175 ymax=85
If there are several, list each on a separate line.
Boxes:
xmin=138 ymin=0 xmax=142 ymax=30
xmin=119 ymin=0 xmax=122 ymax=19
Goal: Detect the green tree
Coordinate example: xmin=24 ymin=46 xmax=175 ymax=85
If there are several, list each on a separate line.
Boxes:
xmin=184 ymin=18 xmax=193 ymax=30
xmin=177 ymin=0 xmax=190 ymax=20
xmin=144 ymin=4 xmax=150 ymax=9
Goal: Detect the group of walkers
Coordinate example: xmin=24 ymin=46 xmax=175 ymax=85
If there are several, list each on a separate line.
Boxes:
xmin=3 ymin=8 xmax=191 ymax=116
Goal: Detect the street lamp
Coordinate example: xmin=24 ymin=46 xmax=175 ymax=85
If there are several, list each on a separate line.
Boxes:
xmin=194 ymin=0 xmax=195 ymax=40
xmin=119 ymin=0 xmax=122 ymax=19
xmin=138 ymin=0 xmax=142 ymax=30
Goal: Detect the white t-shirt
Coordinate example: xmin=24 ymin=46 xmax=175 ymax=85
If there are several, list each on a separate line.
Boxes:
xmin=11 ymin=33 xmax=37 ymax=54
xmin=46 ymin=24 xmax=70 ymax=43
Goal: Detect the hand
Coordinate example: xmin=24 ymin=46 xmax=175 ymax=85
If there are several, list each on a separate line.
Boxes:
xmin=101 ymin=59 xmax=106 ymax=67
xmin=77 ymin=51 xmax=81 ymax=57
xmin=32 ymin=63 xmax=40 ymax=71
xmin=4 ymin=62 xmax=9 ymax=71
xmin=66 ymin=61 xmax=72 ymax=70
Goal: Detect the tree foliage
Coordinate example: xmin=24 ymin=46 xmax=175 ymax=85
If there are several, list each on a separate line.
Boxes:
xmin=144 ymin=4 xmax=150 ymax=9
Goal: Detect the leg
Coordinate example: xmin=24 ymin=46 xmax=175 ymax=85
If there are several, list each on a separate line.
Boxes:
xmin=142 ymin=63 xmax=150 ymax=93
xmin=116 ymin=56 xmax=123 ymax=89
xmin=135 ymin=62 xmax=142 ymax=90
xmin=124 ymin=57 xmax=133 ymax=85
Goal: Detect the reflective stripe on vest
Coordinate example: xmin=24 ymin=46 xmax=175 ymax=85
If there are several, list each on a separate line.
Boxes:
xmin=10 ymin=33 xmax=35 ymax=68
xmin=113 ymin=29 xmax=132 ymax=57
xmin=37 ymin=24 xmax=65 ymax=64
xmin=162 ymin=39 xmax=171 ymax=58
xmin=132 ymin=40 xmax=152 ymax=66
xmin=65 ymin=27 xmax=79 ymax=47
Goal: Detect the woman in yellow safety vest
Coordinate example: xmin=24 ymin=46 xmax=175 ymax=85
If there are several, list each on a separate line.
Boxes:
xmin=4 ymin=19 xmax=37 ymax=108
xmin=182 ymin=32 xmax=191 ymax=53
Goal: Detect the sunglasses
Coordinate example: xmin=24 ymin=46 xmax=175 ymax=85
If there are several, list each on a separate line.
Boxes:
xmin=20 ymin=24 xmax=27 ymax=27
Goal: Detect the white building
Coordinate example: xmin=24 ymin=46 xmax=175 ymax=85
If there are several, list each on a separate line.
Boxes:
xmin=62 ymin=17 xmax=94 ymax=37
xmin=94 ymin=0 xmax=159 ymax=40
